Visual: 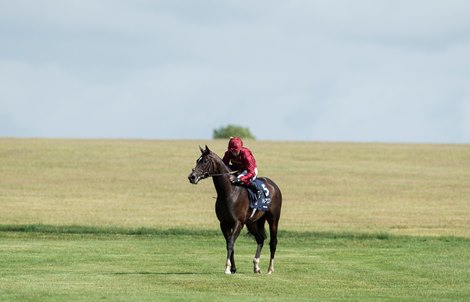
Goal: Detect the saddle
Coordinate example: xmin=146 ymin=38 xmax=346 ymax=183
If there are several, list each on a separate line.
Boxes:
xmin=246 ymin=179 xmax=271 ymax=212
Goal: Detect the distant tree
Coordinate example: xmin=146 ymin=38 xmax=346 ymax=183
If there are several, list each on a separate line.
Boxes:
xmin=213 ymin=124 xmax=256 ymax=140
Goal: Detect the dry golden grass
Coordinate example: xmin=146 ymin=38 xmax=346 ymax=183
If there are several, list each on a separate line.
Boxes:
xmin=1 ymin=138 xmax=469 ymax=236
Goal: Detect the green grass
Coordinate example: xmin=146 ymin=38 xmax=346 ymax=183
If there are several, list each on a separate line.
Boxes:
xmin=1 ymin=138 xmax=470 ymax=301
xmin=1 ymin=227 xmax=469 ymax=301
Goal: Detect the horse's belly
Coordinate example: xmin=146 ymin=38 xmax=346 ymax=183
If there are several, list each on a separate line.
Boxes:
xmin=215 ymin=199 xmax=249 ymax=225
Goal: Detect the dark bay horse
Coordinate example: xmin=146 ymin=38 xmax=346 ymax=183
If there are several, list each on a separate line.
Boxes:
xmin=188 ymin=145 xmax=282 ymax=274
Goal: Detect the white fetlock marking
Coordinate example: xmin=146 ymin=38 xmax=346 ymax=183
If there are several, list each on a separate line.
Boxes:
xmin=253 ymin=257 xmax=261 ymax=274
xmin=267 ymin=258 xmax=274 ymax=274
xmin=225 ymin=259 xmax=232 ymax=274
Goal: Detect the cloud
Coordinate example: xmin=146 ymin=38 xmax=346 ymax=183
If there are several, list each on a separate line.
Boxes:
xmin=1 ymin=1 xmax=469 ymax=143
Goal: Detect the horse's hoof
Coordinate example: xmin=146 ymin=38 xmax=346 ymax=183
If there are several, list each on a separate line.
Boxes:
xmin=224 ymin=269 xmax=232 ymax=275
xmin=254 ymin=269 xmax=261 ymax=274
xmin=267 ymin=269 xmax=274 ymax=274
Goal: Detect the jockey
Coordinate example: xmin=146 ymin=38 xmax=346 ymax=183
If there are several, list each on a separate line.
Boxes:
xmin=222 ymin=137 xmax=262 ymax=199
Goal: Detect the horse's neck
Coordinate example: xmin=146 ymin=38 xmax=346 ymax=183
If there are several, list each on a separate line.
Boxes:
xmin=211 ymin=158 xmax=235 ymax=197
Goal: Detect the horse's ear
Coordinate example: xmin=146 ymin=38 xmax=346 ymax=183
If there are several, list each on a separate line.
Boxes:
xmin=199 ymin=145 xmax=204 ymax=154
xmin=205 ymin=145 xmax=210 ymax=153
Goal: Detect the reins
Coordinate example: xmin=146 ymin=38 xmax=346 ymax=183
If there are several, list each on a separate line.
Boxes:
xmin=206 ymin=170 xmax=241 ymax=178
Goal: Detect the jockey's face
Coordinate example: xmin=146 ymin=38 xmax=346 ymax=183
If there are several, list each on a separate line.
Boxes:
xmin=230 ymin=149 xmax=240 ymax=156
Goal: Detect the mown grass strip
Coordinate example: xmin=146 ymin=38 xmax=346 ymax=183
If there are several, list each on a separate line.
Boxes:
xmin=0 ymin=224 xmax=219 ymax=237
xmin=1 ymin=226 xmax=469 ymax=301
xmin=1 ymin=224 xmax=468 ymax=243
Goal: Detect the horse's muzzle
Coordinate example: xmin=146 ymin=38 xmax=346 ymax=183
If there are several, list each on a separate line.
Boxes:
xmin=188 ymin=172 xmax=200 ymax=184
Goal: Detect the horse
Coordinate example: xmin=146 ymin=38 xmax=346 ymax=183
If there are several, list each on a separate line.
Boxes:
xmin=188 ymin=145 xmax=282 ymax=274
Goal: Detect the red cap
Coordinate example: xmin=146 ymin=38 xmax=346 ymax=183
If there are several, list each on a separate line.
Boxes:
xmin=228 ymin=137 xmax=243 ymax=152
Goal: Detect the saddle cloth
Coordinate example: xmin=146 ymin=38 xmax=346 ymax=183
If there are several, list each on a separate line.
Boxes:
xmin=247 ymin=179 xmax=271 ymax=211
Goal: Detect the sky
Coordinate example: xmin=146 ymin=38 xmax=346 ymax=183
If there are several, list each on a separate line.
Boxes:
xmin=1 ymin=0 xmax=470 ymax=143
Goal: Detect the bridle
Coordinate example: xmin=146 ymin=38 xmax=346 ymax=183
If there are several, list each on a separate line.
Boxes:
xmin=194 ymin=153 xmax=241 ymax=179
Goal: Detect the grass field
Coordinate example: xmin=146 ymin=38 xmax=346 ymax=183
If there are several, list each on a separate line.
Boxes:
xmin=1 ymin=138 xmax=469 ymax=301
xmin=1 ymin=228 xmax=469 ymax=301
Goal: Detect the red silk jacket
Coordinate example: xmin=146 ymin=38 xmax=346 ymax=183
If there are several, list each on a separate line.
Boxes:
xmin=222 ymin=147 xmax=257 ymax=184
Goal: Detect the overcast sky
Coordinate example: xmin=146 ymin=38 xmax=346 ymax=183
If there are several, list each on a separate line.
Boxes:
xmin=1 ymin=0 xmax=469 ymax=143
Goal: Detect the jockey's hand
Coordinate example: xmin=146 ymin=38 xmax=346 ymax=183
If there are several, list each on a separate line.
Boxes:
xmin=230 ymin=175 xmax=241 ymax=184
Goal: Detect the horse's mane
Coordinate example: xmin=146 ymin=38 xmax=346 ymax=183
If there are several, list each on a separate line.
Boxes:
xmin=208 ymin=150 xmax=232 ymax=173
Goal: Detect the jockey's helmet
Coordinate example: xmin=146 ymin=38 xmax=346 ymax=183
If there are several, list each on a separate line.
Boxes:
xmin=228 ymin=137 xmax=243 ymax=152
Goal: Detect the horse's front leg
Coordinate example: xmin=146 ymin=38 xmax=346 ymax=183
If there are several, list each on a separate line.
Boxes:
xmin=220 ymin=222 xmax=232 ymax=274
xmin=223 ymin=221 xmax=243 ymax=274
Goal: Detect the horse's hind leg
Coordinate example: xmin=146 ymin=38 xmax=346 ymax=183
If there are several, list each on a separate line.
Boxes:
xmin=267 ymin=218 xmax=279 ymax=274
xmin=246 ymin=219 xmax=266 ymax=274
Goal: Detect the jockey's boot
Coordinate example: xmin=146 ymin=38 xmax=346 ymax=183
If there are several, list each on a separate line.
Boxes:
xmin=247 ymin=181 xmax=262 ymax=201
